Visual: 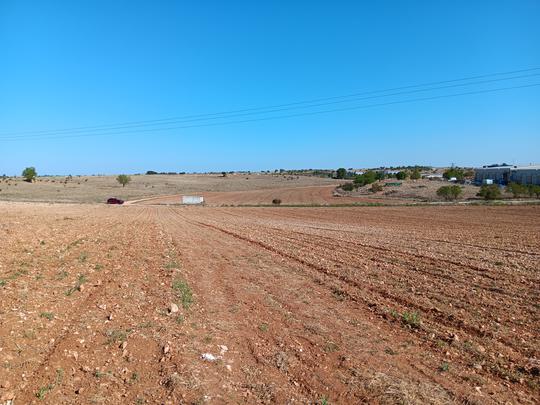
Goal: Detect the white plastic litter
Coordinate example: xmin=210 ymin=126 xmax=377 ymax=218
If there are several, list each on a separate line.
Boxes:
xmin=201 ymin=353 xmax=220 ymax=362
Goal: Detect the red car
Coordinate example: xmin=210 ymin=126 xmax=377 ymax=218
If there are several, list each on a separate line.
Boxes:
xmin=106 ymin=198 xmax=124 ymax=205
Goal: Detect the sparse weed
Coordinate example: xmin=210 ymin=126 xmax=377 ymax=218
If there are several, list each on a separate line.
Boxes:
xmin=66 ymin=274 xmax=87 ymax=296
xmin=105 ymin=328 xmax=132 ymax=344
xmin=68 ymin=238 xmax=84 ymax=249
xmin=55 ymin=368 xmax=64 ymax=385
xmin=9 ymin=268 xmax=28 ymax=280
xmin=36 ymin=384 xmax=53 ymax=400
xmin=384 ymin=347 xmax=396 ymax=355
xmin=331 ymin=287 xmax=347 ymax=301
xmin=57 ymin=270 xmax=68 ymax=280
xmin=401 ymin=311 xmax=421 ymax=329
xmin=259 ymin=323 xmax=269 ymax=332
xmin=40 ymin=312 xmax=54 ymax=321
xmin=165 ymin=260 xmax=179 ymax=270
xmin=172 ymin=278 xmax=193 ymax=309
xmin=436 ymin=339 xmax=447 ymax=349
xmin=439 ymin=362 xmax=450 ymax=372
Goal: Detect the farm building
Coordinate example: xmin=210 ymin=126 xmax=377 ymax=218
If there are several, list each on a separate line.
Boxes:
xmin=182 ymin=195 xmax=204 ymax=205
xmin=474 ymin=165 xmax=540 ymax=185
xmin=509 ymin=165 xmax=540 ymax=185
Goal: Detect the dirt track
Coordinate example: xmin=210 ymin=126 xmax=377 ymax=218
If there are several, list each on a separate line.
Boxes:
xmin=1 ymin=203 xmax=539 ymax=404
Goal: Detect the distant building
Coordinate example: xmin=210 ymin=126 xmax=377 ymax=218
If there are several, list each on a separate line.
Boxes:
xmin=474 ymin=165 xmax=540 ymax=185
xmin=509 ymin=165 xmax=540 ymax=185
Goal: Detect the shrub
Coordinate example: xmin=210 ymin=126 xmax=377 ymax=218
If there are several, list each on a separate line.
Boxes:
xmin=272 ymin=198 xmax=282 ymax=205
xmin=22 ymin=167 xmax=37 ymax=182
xmin=116 ymin=174 xmax=131 ymax=187
xmin=436 ymin=185 xmax=462 ymax=201
xmin=371 ymin=183 xmax=383 ymax=193
xmin=529 ymin=185 xmax=540 ymax=198
xmin=341 ymin=183 xmax=354 ymax=192
xmin=506 ymin=182 xmax=528 ymax=198
xmin=477 ymin=184 xmax=501 ymax=200
xmin=410 ymin=169 xmax=421 ymax=180
xmin=396 ymin=171 xmax=408 ymax=180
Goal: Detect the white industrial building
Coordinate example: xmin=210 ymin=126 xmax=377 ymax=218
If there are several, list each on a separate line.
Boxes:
xmin=474 ymin=165 xmax=540 ymax=185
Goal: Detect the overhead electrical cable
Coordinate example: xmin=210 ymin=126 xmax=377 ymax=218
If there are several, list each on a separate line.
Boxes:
xmin=1 ymin=66 xmax=539 ymax=138
xmin=1 ymin=82 xmax=538 ymax=142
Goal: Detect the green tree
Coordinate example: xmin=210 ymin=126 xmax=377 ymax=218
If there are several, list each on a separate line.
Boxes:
xmin=528 ymin=185 xmax=540 ymax=198
xmin=443 ymin=167 xmax=465 ymax=180
xmin=437 ymin=185 xmax=462 ymax=201
xmin=22 ymin=167 xmax=37 ymax=182
xmin=336 ymin=168 xmax=347 ymax=179
xmin=410 ymin=169 xmax=421 ymax=180
xmin=506 ymin=182 xmax=527 ymax=198
xmin=353 ymin=171 xmax=377 ymax=187
xmin=477 ymin=184 xmax=501 ymax=200
xmin=116 ymin=174 xmax=131 ymax=187
xmin=396 ymin=171 xmax=408 ymax=180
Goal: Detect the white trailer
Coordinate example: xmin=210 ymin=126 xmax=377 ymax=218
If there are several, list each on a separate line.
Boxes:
xmin=182 ymin=195 xmax=204 ymax=205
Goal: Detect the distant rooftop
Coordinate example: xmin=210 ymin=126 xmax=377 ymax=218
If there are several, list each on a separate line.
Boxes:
xmin=477 ymin=164 xmax=540 ymax=170
xmin=514 ymin=165 xmax=540 ymax=170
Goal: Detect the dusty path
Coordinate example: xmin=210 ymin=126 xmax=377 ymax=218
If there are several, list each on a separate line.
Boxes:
xmin=1 ymin=203 xmax=538 ymax=404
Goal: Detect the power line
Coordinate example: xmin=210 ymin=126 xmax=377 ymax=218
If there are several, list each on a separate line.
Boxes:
xmin=3 ymin=72 xmax=539 ymax=139
xmin=1 ymin=82 xmax=538 ymax=142
xmin=1 ymin=67 xmax=539 ymax=137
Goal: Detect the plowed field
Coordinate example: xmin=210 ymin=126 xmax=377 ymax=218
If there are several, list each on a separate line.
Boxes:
xmin=1 ymin=203 xmax=538 ymax=404
xmin=132 ymin=185 xmax=402 ymax=206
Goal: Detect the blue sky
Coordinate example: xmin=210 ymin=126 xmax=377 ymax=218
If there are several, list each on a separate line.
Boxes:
xmin=1 ymin=1 xmax=539 ymax=175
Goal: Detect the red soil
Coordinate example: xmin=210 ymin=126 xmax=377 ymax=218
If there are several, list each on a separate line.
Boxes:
xmin=1 ymin=203 xmax=538 ymax=404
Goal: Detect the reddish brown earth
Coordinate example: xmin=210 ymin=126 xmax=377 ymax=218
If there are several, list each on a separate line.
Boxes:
xmin=1 ymin=203 xmax=539 ymax=404
xmin=132 ymin=185 xmax=406 ymax=206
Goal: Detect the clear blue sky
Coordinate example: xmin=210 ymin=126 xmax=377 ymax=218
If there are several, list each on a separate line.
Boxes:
xmin=1 ymin=1 xmax=539 ymax=175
